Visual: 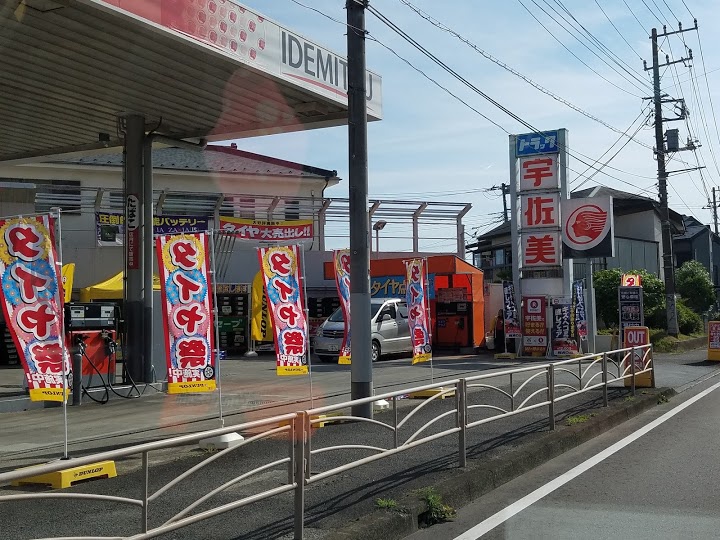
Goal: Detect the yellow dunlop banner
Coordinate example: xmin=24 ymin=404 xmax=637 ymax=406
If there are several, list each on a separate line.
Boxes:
xmin=251 ymin=271 xmax=273 ymax=342
xmin=61 ymin=263 xmax=75 ymax=303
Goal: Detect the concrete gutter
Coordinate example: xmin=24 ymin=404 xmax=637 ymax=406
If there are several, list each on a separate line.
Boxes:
xmin=327 ymin=387 xmax=676 ymax=540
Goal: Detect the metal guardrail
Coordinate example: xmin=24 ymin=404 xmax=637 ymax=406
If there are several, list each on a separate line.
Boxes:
xmin=0 ymin=345 xmax=653 ymax=540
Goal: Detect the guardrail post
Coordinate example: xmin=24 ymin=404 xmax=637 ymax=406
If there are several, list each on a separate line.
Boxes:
xmin=288 ymin=413 xmax=296 ymax=485
xmin=393 ymin=396 xmax=399 ymax=449
xmin=294 ymin=413 xmax=306 ymax=540
xmin=304 ymin=412 xmax=311 ymax=481
xmin=141 ymin=450 xmax=149 ymax=534
xmin=457 ymin=379 xmax=467 ymax=468
xmin=602 ymin=352 xmax=608 ymax=408
xmin=547 ymin=364 xmax=555 ymax=431
xmin=510 ymin=372 xmax=514 ymax=411
xmin=630 ymin=346 xmax=636 ymax=396
xmin=650 ymin=344 xmax=656 ymax=388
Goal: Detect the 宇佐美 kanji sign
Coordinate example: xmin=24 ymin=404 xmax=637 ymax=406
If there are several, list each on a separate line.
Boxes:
xmin=519 ymin=154 xmax=558 ymax=191
xmin=521 ymin=193 xmax=560 ymax=228
xmin=521 ymin=232 xmax=561 ymax=267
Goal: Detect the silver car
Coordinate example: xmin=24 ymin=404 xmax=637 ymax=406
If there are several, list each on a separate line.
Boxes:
xmin=313 ymin=298 xmax=412 ymax=363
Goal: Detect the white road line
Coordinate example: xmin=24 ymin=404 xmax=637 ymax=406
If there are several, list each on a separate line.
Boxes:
xmin=454 ymin=380 xmax=720 ymax=540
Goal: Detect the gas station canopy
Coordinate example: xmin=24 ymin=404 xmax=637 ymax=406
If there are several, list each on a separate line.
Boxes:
xmin=0 ymin=0 xmax=383 ymax=163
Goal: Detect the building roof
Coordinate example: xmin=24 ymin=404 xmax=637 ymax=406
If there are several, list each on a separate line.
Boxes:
xmin=675 ymin=215 xmax=712 ymax=241
xmin=48 ymin=145 xmax=339 ymax=180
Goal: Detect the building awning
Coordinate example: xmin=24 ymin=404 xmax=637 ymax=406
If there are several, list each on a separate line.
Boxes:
xmin=1 ymin=0 xmax=382 ymax=163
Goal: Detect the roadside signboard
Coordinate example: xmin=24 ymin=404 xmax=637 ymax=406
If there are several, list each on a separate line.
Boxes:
xmin=623 ymin=326 xmax=652 ymax=388
xmin=522 ymin=296 xmax=547 ymax=355
xmin=551 ymin=299 xmax=578 ymax=356
xmin=619 ymin=286 xmax=643 ymax=347
xmin=708 ymin=321 xmax=720 ymax=361
xmin=621 ymin=274 xmax=642 ymax=287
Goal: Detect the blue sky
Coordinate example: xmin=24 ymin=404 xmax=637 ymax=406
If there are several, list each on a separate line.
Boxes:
xmin=233 ymin=0 xmax=720 ymax=254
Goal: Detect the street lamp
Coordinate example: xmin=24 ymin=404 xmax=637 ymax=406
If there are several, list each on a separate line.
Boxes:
xmin=373 ymin=220 xmax=387 ymax=257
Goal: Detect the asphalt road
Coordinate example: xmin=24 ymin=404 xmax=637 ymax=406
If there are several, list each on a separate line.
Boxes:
xmin=406 ymin=370 xmax=720 ymax=540
xmin=1 ymin=347 xmax=718 ymax=540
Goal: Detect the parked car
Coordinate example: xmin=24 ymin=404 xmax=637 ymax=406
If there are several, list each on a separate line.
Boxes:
xmin=313 ymin=297 xmax=412 ymax=363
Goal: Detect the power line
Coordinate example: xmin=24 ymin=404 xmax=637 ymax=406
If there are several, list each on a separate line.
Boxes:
xmin=288 ymin=0 xmax=662 ymax=196
xmin=367 ymin=4 xmax=659 ymax=185
xmin=660 ymin=0 xmax=680 ymax=22
xmin=550 ymin=0 xmax=651 ymax=88
xmin=594 ymin=0 xmax=644 ymax=61
xmin=397 ymin=0 xmax=653 ymax=149
xmin=622 ymin=0 xmax=652 ymax=34
xmin=572 ymin=110 xmax=651 ymax=190
xmin=641 ymin=0 xmax=668 ymax=26
xmin=518 ymin=0 xmax=648 ymax=96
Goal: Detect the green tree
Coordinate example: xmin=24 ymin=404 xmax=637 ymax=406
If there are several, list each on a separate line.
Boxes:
xmin=593 ymin=268 xmax=665 ymax=328
xmin=676 ymin=260 xmax=715 ymax=313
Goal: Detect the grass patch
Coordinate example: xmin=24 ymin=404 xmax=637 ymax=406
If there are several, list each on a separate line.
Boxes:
xmin=375 ymin=498 xmax=398 ymax=510
xmin=657 ymin=394 xmax=669 ymax=404
xmin=624 ymin=396 xmax=635 ymax=402
xmin=565 ymin=413 xmax=596 ymax=426
xmin=416 ymin=487 xmax=456 ymax=528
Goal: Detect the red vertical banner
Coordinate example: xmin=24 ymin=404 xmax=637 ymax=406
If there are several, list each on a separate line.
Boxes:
xmin=0 ymin=215 xmax=68 ymax=401
xmin=406 ymin=258 xmax=432 ymax=365
xmin=156 ymin=232 xmax=216 ymax=394
xmin=333 ymin=249 xmax=352 ymax=365
xmin=257 ymin=245 xmax=309 ymax=375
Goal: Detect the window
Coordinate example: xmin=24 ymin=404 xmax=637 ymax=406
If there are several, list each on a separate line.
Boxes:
xmin=382 ymin=304 xmax=397 ymax=320
xmin=232 ymin=197 xmax=255 ymax=220
xmin=494 ymin=248 xmax=505 ymax=266
xmin=285 ymin=199 xmax=300 ymax=220
xmin=397 ymin=303 xmax=408 ymax=318
xmin=34 ymin=180 xmax=82 ymax=215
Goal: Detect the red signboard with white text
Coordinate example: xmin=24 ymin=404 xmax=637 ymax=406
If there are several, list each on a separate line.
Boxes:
xmin=220 ymin=216 xmax=313 ymax=242
xmin=257 ymin=245 xmax=309 ymax=375
xmin=156 ymin=232 xmax=217 ymax=394
xmin=0 ymin=215 xmax=68 ymax=401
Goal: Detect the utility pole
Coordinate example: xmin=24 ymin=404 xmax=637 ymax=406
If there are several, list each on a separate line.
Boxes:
xmin=713 ymin=187 xmax=718 ymax=235
xmin=486 ymin=184 xmax=510 ymax=223
xmin=644 ymin=23 xmax=695 ymax=337
xmin=347 ymin=0 xmax=372 ymax=419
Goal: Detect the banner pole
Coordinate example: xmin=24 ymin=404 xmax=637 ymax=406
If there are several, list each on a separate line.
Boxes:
xmin=209 ymin=230 xmax=224 ymax=427
xmin=300 ymin=243 xmax=314 ymax=408
xmin=424 ymin=258 xmax=434 ymax=385
xmin=52 ymin=208 xmax=70 ymax=460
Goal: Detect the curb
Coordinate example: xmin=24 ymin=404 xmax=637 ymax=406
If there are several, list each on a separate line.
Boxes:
xmin=671 ymin=336 xmax=706 ymax=352
xmin=325 ymin=387 xmax=676 ymax=540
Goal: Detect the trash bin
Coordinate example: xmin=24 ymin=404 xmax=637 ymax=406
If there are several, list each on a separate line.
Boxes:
xmin=485 ymin=332 xmax=495 ymax=350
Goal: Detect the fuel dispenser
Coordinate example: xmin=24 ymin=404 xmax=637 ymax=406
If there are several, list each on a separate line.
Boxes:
xmin=64 ymin=302 xmax=118 ymax=389
xmin=435 ymin=300 xmax=472 ymax=348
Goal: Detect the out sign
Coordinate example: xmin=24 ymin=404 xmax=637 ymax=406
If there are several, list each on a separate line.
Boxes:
xmin=623 ymin=326 xmax=649 ymax=347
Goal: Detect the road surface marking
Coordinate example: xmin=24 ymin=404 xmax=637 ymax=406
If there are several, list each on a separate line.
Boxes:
xmin=454 ymin=381 xmax=720 ymax=540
